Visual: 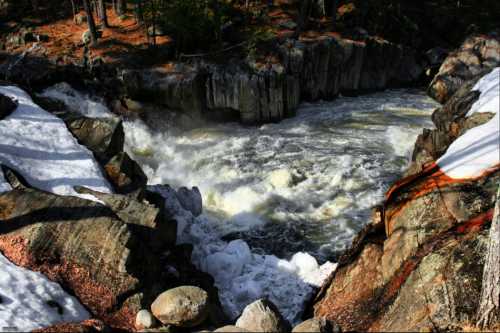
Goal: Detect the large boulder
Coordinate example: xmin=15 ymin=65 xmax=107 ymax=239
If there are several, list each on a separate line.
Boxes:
xmin=150 ymin=286 xmax=210 ymax=327
xmin=0 ymin=186 xmax=163 ymax=330
xmin=55 ymin=112 xmax=125 ymax=163
xmin=428 ymin=33 xmax=500 ymax=103
xmin=235 ymin=299 xmax=290 ymax=332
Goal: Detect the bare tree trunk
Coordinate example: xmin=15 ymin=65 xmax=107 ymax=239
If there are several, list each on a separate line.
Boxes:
xmin=70 ymin=0 xmax=78 ymax=23
xmin=477 ymin=185 xmax=500 ymax=328
xmin=83 ymin=0 xmax=99 ymax=46
xmin=98 ymin=0 xmax=109 ymax=27
xmin=134 ymin=0 xmax=144 ymax=24
xmin=331 ymin=0 xmax=338 ymax=29
xmin=295 ymin=0 xmax=312 ymax=37
xmin=115 ymin=0 xmax=125 ymax=16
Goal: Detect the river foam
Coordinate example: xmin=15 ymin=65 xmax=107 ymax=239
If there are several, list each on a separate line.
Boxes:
xmin=41 ymin=83 xmax=438 ymax=324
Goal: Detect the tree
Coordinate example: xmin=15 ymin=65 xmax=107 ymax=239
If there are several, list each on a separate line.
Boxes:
xmin=134 ymin=0 xmax=144 ymax=24
xmin=331 ymin=0 xmax=338 ymax=29
xmin=115 ymin=0 xmax=126 ymax=16
xmin=296 ymin=0 xmax=313 ymax=36
xmin=97 ymin=0 xmax=109 ymax=27
xmin=476 ymin=185 xmax=500 ymax=328
xmin=83 ymin=0 xmax=99 ymax=46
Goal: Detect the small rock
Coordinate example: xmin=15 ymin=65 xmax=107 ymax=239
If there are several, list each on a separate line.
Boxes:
xmin=151 ymin=286 xmax=209 ymax=327
xmin=136 ymin=309 xmax=156 ymax=330
xmin=0 ymin=93 xmax=17 ymax=120
xmin=292 ymin=318 xmax=339 ymax=332
xmin=214 ymin=325 xmax=249 ymax=332
xmin=235 ymin=299 xmax=290 ymax=332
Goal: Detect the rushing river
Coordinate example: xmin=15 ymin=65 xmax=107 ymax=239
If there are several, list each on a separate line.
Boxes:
xmin=41 ymin=84 xmax=439 ymax=324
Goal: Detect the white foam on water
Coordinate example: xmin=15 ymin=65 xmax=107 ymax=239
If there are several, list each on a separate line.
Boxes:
xmin=41 ymin=85 xmax=438 ymax=324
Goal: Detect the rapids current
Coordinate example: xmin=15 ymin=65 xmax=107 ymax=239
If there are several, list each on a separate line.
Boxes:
xmin=41 ymin=84 xmax=439 ymax=323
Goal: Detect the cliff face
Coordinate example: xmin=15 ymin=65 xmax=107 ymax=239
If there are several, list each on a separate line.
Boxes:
xmin=120 ymin=36 xmax=422 ymax=125
xmin=310 ymin=37 xmax=499 ymax=331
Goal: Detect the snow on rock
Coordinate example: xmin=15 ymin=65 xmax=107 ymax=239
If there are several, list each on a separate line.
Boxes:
xmin=437 ymin=68 xmax=500 ymax=179
xmin=0 ymin=169 xmax=12 ymax=193
xmin=0 ymin=253 xmax=90 ymax=331
xmin=0 ymin=85 xmax=112 ymax=201
xmin=150 ymin=184 xmax=337 ymax=325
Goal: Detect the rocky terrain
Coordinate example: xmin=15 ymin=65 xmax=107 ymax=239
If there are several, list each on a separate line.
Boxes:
xmin=310 ymin=33 xmax=500 ymax=332
xmin=0 ymin=1 xmax=499 ymax=331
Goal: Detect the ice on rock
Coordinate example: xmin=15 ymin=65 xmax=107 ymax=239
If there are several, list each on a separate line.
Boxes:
xmin=0 ymin=168 xmax=12 ymax=193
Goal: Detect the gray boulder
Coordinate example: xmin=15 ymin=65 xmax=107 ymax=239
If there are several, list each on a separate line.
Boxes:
xmin=235 ymin=299 xmax=290 ymax=332
xmin=176 ymin=187 xmax=203 ymax=217
xmin=151 ymin=286 xmax=210 ymax=327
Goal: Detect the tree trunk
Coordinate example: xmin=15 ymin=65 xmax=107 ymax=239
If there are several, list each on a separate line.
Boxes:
xmin=134 ymin=0 xmax=143 ymax=24
xmin=296 ymin=0 xmax=312 ymax=36
xmin=331 ymin=0 xmax=338 ymax=29
xmin=98 ymin=0 xmax=109 ymax=27
xmin=83 ymin=0 xmax=99 ymax=46
xmin=115 ymin=0 xmax=125 ymax=16
xmin=476 ymin=185 xmax=500 ymax=328
xmin=70 ymin=0 xmax=78 ymax=23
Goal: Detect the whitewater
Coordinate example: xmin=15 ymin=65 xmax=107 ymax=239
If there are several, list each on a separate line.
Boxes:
xmin=41 ymin=84 xmax=439 ymax=323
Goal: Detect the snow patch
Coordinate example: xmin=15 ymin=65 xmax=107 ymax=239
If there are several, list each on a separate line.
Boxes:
xmin=437 ymin=68 xmax=500 ymax=179
xmin=0 ymin=253 xmax=90 ymax=331
xmin=0 ymin=85 xmax=112 ymax=201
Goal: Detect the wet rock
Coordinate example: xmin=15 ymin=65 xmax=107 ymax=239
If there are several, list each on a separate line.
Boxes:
xmin=292 ymin=318 xmax=339 ymax=332
xmin=235 ymin=299 xmax=290 ymax=332
xmin=74 ymin=186 xmax=177 ymax=251
xmin=151 ymin=286 xmax=210 ymax=327
xmin=136 ymin=309 xmax=156 ymax=330
xmin=176 ymin=187 xmax=202 ymax=217
xmin=56 ymin=112 xmax=125 ymax=163
xmin=0 ymin=92 xmax=17 ymax=119
xmin=428 ymin=32 xmax=500 ymax=103
xmin=104 ymin=152 xmax=148 ymax=195
xmin=0 ymin=187 xmax=163 ymax=330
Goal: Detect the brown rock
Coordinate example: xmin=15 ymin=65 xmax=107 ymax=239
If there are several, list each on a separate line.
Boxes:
xmin=0 ymin=187 xmax=163 ymax=331
xmin=151 ymin=286 xmax=210 ymax=327
xmin=292 ymin=318 xmax=339 ymax=332
xmin=104 ymin=152 xmax=148 ymax=195
xmin=32 ymin=319 xmax=107 ymax=333
xmin=214 ymin=325 xmax=249 ymax=332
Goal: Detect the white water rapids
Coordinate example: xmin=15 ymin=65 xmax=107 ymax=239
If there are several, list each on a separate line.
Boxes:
xmin=41 ymin=84 xmax=439 ymax=324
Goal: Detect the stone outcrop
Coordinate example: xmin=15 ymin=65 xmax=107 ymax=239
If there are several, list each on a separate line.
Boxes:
xmin=121 ymin=36 xmax=422 ymax=125
xmin=428 ymin=32 xmax=500 ymax=104
xmin=311 ymin=65 xmax=500 ymax=331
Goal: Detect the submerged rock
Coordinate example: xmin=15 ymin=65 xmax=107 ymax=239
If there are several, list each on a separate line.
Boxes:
xmin=151 ymin=286 xmax=210 ymax=327
xmin=235 ymin=299 xmax=290 ymax=332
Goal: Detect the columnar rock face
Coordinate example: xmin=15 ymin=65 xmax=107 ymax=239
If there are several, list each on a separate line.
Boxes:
xmin=428 ymin=33 xmax=500 ymax=104
xmin=120 ymin=36 xmax=422 ymax=125
xmin=311 ymin=67 xmax=500 ymax=331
